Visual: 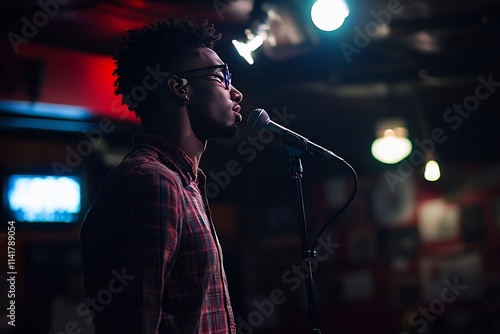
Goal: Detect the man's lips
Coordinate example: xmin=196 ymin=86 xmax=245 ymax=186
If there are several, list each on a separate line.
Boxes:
xmin=233 ymin=105 xmax=242 ymax=122
xmin=234 ymin=111 xmax=243 ymax=123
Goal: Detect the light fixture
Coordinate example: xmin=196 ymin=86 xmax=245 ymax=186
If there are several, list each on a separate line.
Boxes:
xmin=232 ymin=31 xmax=265 ymax=65
xmin=233 ymin=3 xmax=319 ymax=64
xmin=232 ymin=4 xmax=273 ymax=65
xmin=311 ymin=0 xmax=350 ymax=31
xmin=424 ymin=160 xmax=441 ymax=181
xmin=371 ymin=119 xmax=412 ymax=164
xmin=414 ymin=94 xmax=442 ymax=182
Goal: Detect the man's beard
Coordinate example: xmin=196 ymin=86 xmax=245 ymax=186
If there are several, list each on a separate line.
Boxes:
xmin=194 ymin=120 xmax=239 ymax=142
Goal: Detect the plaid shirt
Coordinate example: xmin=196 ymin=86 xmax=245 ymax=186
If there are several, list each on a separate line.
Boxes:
xmin=80 ymin=133 xmax=236 ymax=334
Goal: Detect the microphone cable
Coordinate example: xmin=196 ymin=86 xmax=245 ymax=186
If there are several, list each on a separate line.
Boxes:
xmin=311 ymin=154 xmax=358 ymax=252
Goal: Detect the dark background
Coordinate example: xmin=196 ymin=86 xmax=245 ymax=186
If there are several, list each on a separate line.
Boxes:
xmin=1 ymin=0 xmax=500 ymax=333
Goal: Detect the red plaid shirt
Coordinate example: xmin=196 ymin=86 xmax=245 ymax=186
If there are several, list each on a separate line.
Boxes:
xmin=80 ymin=133 xmax=236 ymax=333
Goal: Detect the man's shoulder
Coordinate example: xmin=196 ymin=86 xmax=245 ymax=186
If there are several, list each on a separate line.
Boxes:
xmin=111 ymin=147 xmax=183 ymax=186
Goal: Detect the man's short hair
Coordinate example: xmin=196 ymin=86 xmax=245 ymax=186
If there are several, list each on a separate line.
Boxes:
xmin=113 ymin=17 xmax=221 ymax=117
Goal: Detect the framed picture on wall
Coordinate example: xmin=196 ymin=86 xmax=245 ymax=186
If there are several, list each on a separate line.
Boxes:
xmin=372 ymin=174 xmax=415 ymax=227
xmin=460 ymin=204 xmax=486 ymax=243
xmin=493 ymin=197 xmax=500 ymax=230
xmin=348 ymin=226 xmax=377 ymax=263
xmin=341 ymin=270 xmax=375 ymax=301
xmin=419 ymin=251 xmax=484 ymax=301
xmin=418 ymin=198 xmax=460 ymax=242
xmin=388 ymin=225 xmax=419 ymax=257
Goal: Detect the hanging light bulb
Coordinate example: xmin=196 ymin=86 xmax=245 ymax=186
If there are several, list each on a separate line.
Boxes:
xmin=424 ymin=160 xmax=441 ymax=181
xmin=371 ymin=120 xmax=412 ymax=164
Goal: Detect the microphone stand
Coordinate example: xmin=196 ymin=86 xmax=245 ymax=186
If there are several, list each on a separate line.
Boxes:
xmin=287 ymin=146 xmax=322 ymax=334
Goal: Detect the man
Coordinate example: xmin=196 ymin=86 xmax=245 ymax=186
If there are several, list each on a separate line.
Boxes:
xmin=80 ymin=17 xmax=243 ymax=333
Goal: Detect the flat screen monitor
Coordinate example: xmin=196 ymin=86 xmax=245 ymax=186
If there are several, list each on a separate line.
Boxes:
xmin=5 ymin=174 xmax=82 ymax=223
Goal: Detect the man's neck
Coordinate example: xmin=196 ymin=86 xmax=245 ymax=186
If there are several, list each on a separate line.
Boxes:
xmin=174 ymin=133 xmax=206 ymax=171
xmin=142 ymin=105 xmax=206 ymax=170
xmin=146 ymin=127 xmax=205 ymax=170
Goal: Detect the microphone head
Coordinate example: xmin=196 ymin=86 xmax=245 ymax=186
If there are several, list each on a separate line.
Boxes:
xmin=247 ymin=108 xmax=270 ymax=132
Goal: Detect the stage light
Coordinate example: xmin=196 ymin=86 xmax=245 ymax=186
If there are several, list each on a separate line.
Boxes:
xmin=232 ymin=34 xmax=264 ymax=65
xmin=233 ymin=3 xmax=320 ymax=64
xmin=371 ymin=119 xmax=412 ymax=164
xmin=311 ymin=0 xmax=349 ymax=31
xmin=424 ymin=160 xmax=441 ymax=181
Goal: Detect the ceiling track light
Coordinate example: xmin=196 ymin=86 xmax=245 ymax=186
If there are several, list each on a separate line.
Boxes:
xmin=232 ymin=4 xmax=274 ymax=65
xmin=233 ymin=3 xmax=318 ymax=64
xmin=232 ymin=33 xmax=265 ymax=65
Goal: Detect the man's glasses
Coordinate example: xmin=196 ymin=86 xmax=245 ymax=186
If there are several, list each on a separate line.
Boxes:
xmin=173 ymin=64 xmax=232 ymax=90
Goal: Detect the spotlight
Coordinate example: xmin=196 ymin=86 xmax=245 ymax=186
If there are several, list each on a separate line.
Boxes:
xmin=311 ymin=0 xmax=349 ymax=31
xmin=232 ymin=34 xmax=265 ymax=65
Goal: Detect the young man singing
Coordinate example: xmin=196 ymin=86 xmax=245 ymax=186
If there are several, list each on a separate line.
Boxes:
xmin=80 ymin=17 xmax=243 ymax=333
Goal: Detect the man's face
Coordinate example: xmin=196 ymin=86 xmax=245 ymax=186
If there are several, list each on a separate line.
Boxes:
xmin=179 ymin=48 xmax=244 ymax=141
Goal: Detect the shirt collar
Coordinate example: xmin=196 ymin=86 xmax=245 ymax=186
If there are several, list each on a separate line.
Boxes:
xmin=132 ymin=132 xmax=198 ymax=186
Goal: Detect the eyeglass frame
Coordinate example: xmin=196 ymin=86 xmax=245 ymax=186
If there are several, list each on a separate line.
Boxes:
xmin=172 ymin=64 xmax=232 ymax=90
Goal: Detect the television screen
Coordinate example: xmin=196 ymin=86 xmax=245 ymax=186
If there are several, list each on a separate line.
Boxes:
xmin=6 ymin=175 xmax=81 ymax=223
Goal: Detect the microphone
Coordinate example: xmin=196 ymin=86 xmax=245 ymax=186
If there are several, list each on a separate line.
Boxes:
xmin=247 ymin=108 xmax=343 ymax=162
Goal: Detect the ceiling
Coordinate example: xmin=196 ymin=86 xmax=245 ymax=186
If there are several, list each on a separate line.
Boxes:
xmin=1 ymin=0 xmax=500 ymax=173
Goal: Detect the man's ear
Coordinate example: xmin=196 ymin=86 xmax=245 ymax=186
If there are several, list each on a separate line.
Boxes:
xmin=178 ymin=78 xmax=188 ymax=91
xmin=167 ymin=76 xmax=188 ymax=98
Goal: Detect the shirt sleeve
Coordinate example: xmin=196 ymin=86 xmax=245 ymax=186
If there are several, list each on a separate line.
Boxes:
xmin=83 ymin=172 xmax=183 ymax=334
